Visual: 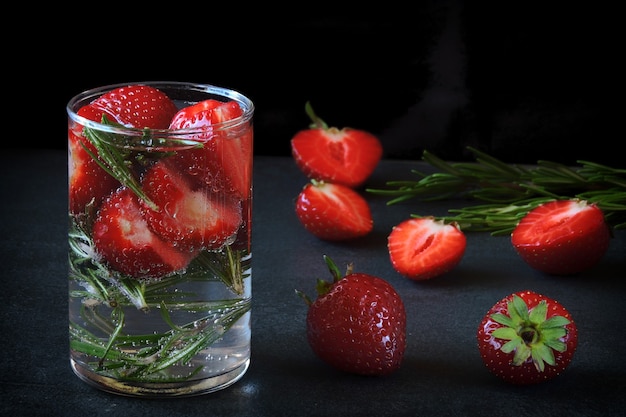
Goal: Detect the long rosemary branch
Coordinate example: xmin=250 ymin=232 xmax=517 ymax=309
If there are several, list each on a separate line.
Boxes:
xmin=366 ymin=147 xmax=626 ymax=234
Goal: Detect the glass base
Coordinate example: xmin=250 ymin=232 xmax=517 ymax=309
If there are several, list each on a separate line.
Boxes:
xmin=70 ymin=358 xmax=250 ymax=397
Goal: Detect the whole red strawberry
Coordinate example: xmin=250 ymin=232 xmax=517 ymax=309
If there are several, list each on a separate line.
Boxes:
xmin=68 ymin=84 xmax=179 ymax=215
xmin=387 ymin=217 xmax=466 ymax=280
xmin=295 ymin=180 xmax=373 ymax=241
xmin=297 ymin=256 xmax=406 ymax=376
xmin=291 ymin=102 xmax=383 ymax=188
xmin=511 ymin=199 xmax=611 ymax=275
xmin=89 ymin=84 xmax=178 ymax=129
xmin=477 ymin=290 xmax=578 ymax=385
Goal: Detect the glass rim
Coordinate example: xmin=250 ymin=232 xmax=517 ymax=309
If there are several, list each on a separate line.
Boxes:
xmin=67 ymin=81 xmax=254 ymax=136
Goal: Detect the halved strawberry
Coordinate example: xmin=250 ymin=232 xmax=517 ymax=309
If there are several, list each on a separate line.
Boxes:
xmin=295 ymin=180 xmax=373 ymax=241
xmin=387 ymin=217 xmax=466 ymax=280
xmin=92 ymin=187 xmax=195 ymax=279
xmin=141 ymin=160 xmax=242 ymax=252
xmin=477 ymin=290 xmax=578 ymax=385
xmin=168 ymin=99 xmax=253 ymax=199
xmin=90 ymin=84 xmax=178 ymax=129
xmin=511 ymin=199 xmax=611 ymax=275
xmin=291 ymin=102 xmax=382 ymax=188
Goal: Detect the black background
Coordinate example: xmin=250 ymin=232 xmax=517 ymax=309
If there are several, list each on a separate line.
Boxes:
xmin=7 ymin=1 xmax=621 ymax=166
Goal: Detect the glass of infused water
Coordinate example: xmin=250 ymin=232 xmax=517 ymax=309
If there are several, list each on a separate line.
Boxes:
xmin=66 ymin=81 xmax=254 ymax=397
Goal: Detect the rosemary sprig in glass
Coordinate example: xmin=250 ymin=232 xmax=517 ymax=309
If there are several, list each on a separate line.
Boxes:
xmin=366 ymin=147 xmax=626 ymax=235
xmin=82 ymin=116 xmax=202 ymax=210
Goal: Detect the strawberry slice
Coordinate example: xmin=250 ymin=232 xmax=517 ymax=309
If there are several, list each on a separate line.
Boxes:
xmin=90 ymin=84 xmax=178 ymax=129
xmin=92 ymin=187 xmax=195 ymax=279
xmin=168 ymin=99 xmax=253 ymax=198
xmin=511 ymin=199 xmax=611 ymax=275
xmin=141 ymin=160 xmax=242 ymax=252
xmin=387 ymin=217 xmax=466 ymax=280
xmin=295 ymin=180 xmax=373 ymax=241
xmin=68 ymin=105 xmax=121 ymax=215
xmin=291 ymin=102 xmax=382 ymax=188
xmin=68 ymin=130 xmax=119 ymax=215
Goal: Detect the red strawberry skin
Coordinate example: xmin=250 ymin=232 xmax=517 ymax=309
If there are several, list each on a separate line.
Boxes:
xmin=92 ymin=188 xmax=195 ymax=279
xmin=90 ymin=84 xmax=178 ymax=129
xmin=141 ymin=160 xmax=242 ymax=252
xmin=306 ymin=272 xmax=406 ymax=376
xmin=511 ymin=199 xmax=611 ymax=275
xmin=68 ymin=130 xmax=119 ymax=215
xmin=68 ymin=85 xmax=178 ymax=215
xmin=168 ymin=99 xmax=253 ymax=199
xmin=477 ymin=290 xmax=578 ymax=385
xmin=68 ymin=104 xmax=121 ymax=215
xmin=291 ymin=127 xmax=382 ymax=188
xmin=295 ymin=180 xmax=373 ymax=241
xmin=387 ymin=217 xmax=466 ymax=280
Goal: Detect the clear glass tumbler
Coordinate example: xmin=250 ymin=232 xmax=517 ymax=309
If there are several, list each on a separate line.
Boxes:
xmin=66 ymin=81 xmax=254 ymax=397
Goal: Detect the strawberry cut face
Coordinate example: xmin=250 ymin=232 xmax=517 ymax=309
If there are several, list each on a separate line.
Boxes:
xmin=295 ymin=180 xmax=373 ymax=241
xmin=387 ymin=217 xmax=466 ymax=280
xmin=141 ymin=160 xmax=243 ymax=252
xmin=477 ymin=290 xmax=578 ymax=385
xmin=291 ymin=127 xmax=383 ymax=188
xmin=511 ymin=199 xmax=611 ymax=275
xmin=92 ymin=188 xmax=196 ymax=279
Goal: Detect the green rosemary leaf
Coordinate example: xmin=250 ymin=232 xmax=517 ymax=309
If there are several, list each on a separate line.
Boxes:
xmin=98 ymin=307 xmax=125 ymax=369
xmin=82 ymin=118 xmax=158 ymax=211
xmin=191 ymin=248 xmax=249 ymax=295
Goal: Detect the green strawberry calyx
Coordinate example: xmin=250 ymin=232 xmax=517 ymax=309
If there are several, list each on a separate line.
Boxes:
xmin=490 ymin=294 xmax=571 ymax=372
xmin=295 ymin=255 xmax=353 ymax=306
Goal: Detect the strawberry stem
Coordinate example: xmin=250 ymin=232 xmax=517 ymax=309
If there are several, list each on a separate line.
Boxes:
xmin=295 ymin=255 xmax=351 ymax=305
xmin=305 ymin=101 xmax=329 ymax=130
xmin=323 ymin=254 xmax=343 ymax=283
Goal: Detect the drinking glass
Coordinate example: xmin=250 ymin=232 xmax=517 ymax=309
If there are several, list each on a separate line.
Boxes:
xmin=66 ymin=81 xmax=254 ymax=397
